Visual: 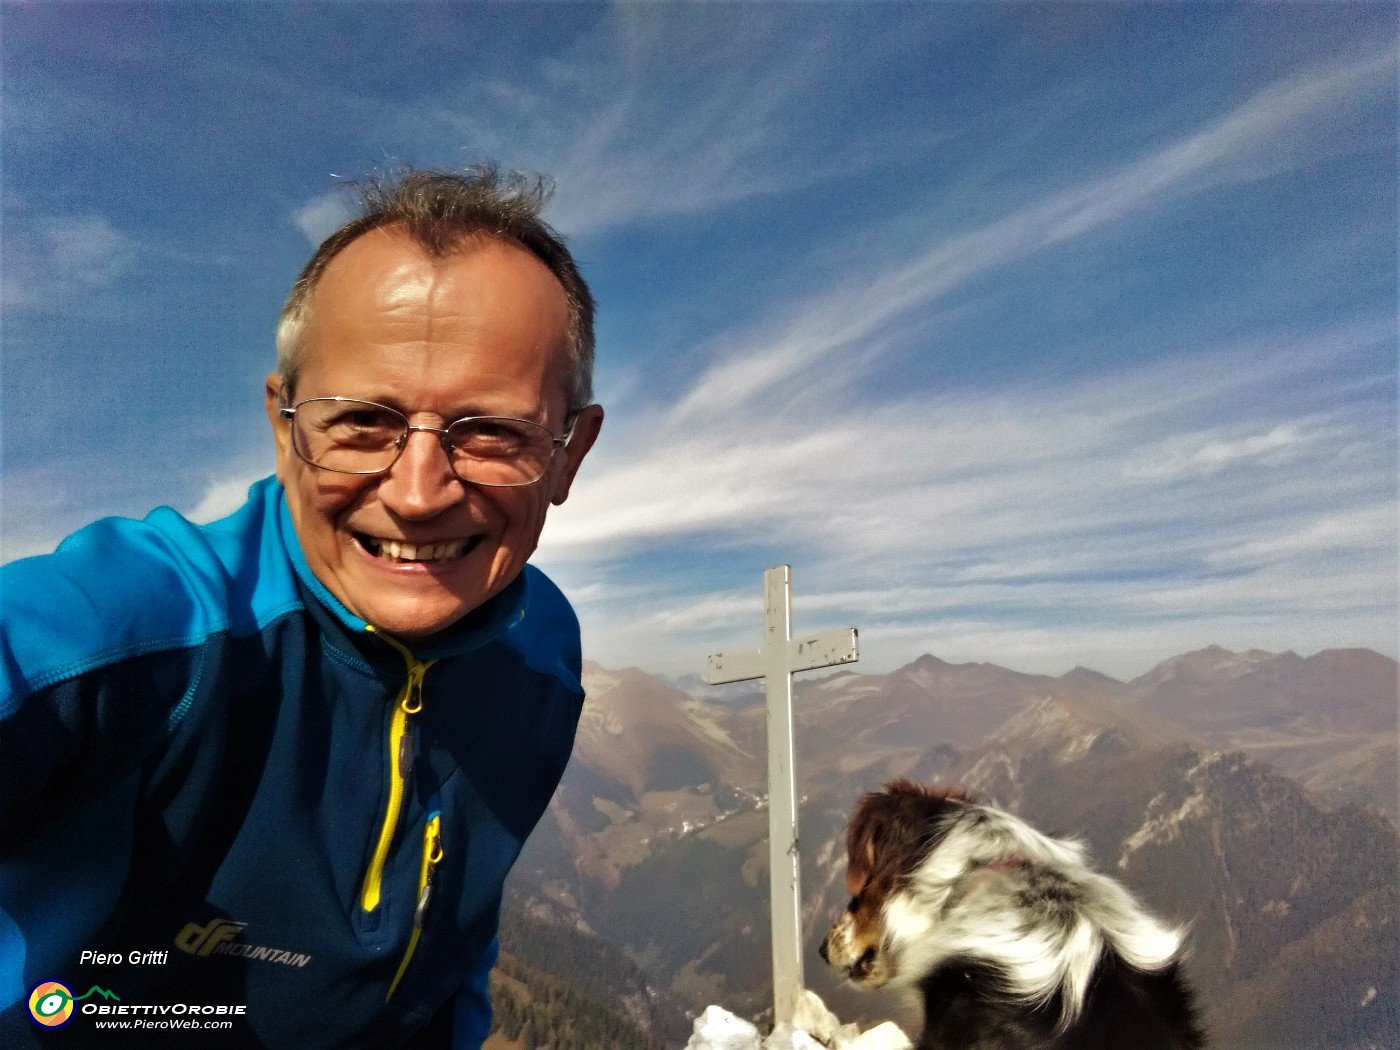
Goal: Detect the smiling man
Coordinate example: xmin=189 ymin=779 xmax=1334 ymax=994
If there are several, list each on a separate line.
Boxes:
xmin=271 ymin=219 xmax=596 ymax=637
xmin=0 ymin=169 xmax=602 ymax=1048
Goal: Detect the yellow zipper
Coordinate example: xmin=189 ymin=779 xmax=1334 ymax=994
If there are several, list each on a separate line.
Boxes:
xmin=386 ymin=811 xmax=444 ymax=1001
xmin=360 ymin=626 xmax=436 ymax=914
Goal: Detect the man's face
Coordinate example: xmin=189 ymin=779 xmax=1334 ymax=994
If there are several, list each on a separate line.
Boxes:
xmin=266 ymin=228 xmax=602 ymax=640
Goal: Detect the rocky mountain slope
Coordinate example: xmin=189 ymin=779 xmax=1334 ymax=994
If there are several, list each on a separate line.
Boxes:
xmin=1124 ymin=646 xmax=1398 ymax=816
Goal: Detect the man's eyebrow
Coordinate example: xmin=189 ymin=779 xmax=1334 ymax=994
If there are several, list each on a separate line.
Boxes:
xmin=371 ymin=397 xmax=549 ymax=423
xmin=444 ymin=404 xmax=547 ymax=423
xmin=332 ymin=393 xmax=414 ymax=416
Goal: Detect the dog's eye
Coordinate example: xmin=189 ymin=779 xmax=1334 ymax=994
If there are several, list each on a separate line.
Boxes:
xmin=846 ymin=896 xmax=860 ymax=913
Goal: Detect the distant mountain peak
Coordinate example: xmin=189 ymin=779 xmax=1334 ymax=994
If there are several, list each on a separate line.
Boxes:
xmin=909 ymin=652 xmax=951 ymax=670
xmin=1059 ymin=666 xmax=1125 ymax=687
xmin=1133 ymin=645 xmax=1283 ymax=686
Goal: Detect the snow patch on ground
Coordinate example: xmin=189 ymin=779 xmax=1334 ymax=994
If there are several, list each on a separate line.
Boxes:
xmin=683 ymin=992 xmax=911 ymax=1050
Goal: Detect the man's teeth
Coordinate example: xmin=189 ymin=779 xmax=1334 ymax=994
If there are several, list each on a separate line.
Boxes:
xmin=369 ymin=538 xmax=470 ymax=562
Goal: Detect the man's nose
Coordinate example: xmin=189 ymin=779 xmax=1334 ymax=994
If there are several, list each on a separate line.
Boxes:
xmin=377 ymin=429 xmax=466 ymax=519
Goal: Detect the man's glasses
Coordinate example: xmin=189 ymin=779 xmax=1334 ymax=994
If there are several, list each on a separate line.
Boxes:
xmin=279 ymin=397 xmax=573 ymax=487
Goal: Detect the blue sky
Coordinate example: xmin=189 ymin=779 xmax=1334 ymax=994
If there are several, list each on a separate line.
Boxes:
xmin=3 ymin=2 xmax=1396 ymax=680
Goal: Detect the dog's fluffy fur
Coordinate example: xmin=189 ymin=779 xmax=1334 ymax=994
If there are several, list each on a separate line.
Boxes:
xmin=820 ymin=780 xmax=1205 ymax=1050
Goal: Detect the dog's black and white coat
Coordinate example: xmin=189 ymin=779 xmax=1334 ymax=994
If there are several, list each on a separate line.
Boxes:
xmin=820 ymin=780 xmax=1205 ymax=1050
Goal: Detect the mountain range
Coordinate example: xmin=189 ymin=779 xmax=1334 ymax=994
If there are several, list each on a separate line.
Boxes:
xmin=490 ymin=646 xmax=1398 ymax=1050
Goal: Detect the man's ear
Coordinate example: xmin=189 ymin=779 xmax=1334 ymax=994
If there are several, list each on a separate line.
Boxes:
xmin=265 ymin=374 xmax=292 ymax=481
xmin=550 ymin=404 xmax=604 ymax=506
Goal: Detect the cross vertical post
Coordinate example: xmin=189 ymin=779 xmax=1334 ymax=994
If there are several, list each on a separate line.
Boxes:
xmin=706 ymin=565 xmax=859 ymax=1027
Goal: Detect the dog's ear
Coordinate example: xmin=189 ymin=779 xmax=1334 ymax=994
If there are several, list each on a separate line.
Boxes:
xmin=846 ymin=788 xmax=894 ymax=890
xmin=846 ymin=785 xmax=937 ymax=894
xmin=845 ymin=780 xmax=976 ymax=896
xmin=881 ymin=778 xmax=929 ymax=799
xmin=846 ymin=799 xmax=877 ymax=868
xmin=845 ymin=866 xmax=870 ymax=898
xmin=882 ymin=778 xmax=974 ymax=805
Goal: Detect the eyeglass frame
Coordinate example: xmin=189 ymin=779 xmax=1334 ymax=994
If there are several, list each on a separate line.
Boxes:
xmin=277 ymin=395 xmax=579 ymax=488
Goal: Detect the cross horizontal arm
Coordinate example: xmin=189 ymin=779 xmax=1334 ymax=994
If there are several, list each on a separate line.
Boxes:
xmin=706 ymin=647 xmax=765 ymax=685
xmin=790 ymin=628 xmax=859 ymax=673
xmin=707 ymin=628 xmax=860 ymax=685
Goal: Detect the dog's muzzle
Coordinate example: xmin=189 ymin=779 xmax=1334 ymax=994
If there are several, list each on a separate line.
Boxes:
xmin=821 ymin=915 xmax=880 ymax=983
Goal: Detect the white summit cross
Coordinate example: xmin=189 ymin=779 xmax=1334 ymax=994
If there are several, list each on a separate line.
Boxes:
xmin=706 ymin=565 xmax=859 ymax=1027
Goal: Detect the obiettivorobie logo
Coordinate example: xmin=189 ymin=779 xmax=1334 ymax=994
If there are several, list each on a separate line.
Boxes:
xmin=27 ymin=982 xmax=120 ymax=1028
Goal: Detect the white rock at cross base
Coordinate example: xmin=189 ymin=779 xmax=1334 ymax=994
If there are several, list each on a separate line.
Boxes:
xmin=827 ymin=1021 xmax=862 ymax=1047
xmin=761 ymin=1022 xmax=825 ymax=1050
xmin=791 ymin=989 xmax=841 ymax=1044
xmin=833 ymin=1020 xmax=913 ymax=1050
xmin=684 ymin=1005 xmax=762 ymax=1050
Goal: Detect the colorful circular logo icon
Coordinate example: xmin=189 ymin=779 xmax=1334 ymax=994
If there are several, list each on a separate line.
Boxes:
xmin=28 ymin=981 xmax=75 ymax=1028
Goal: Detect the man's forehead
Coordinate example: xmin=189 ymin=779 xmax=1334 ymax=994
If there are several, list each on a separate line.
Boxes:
xmin=305 ymin=227 xmax=570 ymax=345
xmin=315 ymin=225 xmax=556 ymax=296
xmin=294 ymin=225 xmax=574 ymax=413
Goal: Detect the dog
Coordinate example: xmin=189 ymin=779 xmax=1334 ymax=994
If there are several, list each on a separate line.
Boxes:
xmin=820 ymin=780 xmax=1205 ymax=1050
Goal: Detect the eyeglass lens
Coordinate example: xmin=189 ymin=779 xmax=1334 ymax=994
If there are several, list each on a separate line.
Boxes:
xmin=291 ymin=399 xmax=557 ymax=486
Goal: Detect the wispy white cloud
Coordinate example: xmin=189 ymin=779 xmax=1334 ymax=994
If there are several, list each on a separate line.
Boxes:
xmin=661 ymin=50 xmax=1397 ymax=421
xmin=292 ymin=189 xmax=357 ymax=248
xmin=1205 ymin=504 xmax=1397 ymax=569
xmin=0 ymin=478 xmax=69 ymax=562
xmin=647 ymin=592 xmax=766 ymax=634
xmin=533 ymin=49 xmax=1397 ymax=676
xmin=2 ymin=214 xmax=133 ymax=311
xmin=186 ymin=475 xmax=266 ymax=525
xmin=552 ymin=460 xmax=1392 ymax=677
xmin=545 ymin=315 xmax=1391 ymax=560
xmin=288 ymin=19 xmax=862 ymax=248
xmin=375 ymin=8 xmax=940 ymax=238
xmin=1122 ymin=424 xmax=1309 ymax=482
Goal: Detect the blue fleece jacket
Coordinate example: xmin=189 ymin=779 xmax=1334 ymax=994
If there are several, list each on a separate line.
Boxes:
xmin=0 ymin=477 xmax=584 ymax=1048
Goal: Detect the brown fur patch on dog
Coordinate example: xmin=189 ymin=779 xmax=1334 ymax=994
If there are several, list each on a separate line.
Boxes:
xmin=845 ymin=779 xmax=970 ymax=901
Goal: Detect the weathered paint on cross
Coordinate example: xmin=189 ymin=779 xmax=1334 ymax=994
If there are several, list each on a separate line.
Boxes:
xmin=706 ymin=565 xmax=859 ymax=1027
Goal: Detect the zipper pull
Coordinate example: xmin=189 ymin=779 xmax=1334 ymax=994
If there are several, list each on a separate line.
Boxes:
xmin=397 ymin=661 xmax=431 ymax=781
xmin=402 ymin=661 xmax=429 ymax=714
xmin=385 ymin=813 xmax=444 ymax=1003
xmin=398 ymin=726 xmax=416 ymax=782
xmin=414 ymin=820 xmax=444 ymax=928
xmin=413 ymin=874 xmax=434 ymax=928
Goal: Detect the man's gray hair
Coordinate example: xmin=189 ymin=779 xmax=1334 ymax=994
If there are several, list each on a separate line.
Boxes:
xmin=276 ymin=166 xmax=595 ymax=412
